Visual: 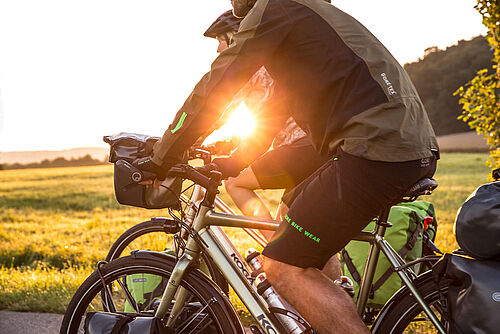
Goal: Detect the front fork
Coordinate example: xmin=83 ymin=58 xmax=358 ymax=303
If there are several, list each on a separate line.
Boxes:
xmin=154 ymin=207 xmax=208 ymax=327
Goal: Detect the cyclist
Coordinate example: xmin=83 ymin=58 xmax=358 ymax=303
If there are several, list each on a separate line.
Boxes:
xmin=135 ymin=1 xmax=439 ymax=332
xmin=204 ymin=10 xmax=328 ymax=241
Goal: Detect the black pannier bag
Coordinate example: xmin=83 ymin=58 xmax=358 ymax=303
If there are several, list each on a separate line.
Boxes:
xmin=103 ymin=133 xmax=182 ymax=210
xmin=433 ymin=254 xmax=500 ymax=334
xmin=84 ymin=312 xmax=169 ymax=334
xmin=454 ymin=181 xmax=500 ymax=260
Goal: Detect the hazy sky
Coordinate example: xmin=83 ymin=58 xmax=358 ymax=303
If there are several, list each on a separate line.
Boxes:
xmin=0 ymin=0 xmax=487 ymax=152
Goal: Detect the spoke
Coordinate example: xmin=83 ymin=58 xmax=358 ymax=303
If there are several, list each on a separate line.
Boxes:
xmin=117 ymin=276 xmax=140 ymax=312
xmin=186 ymin=313 xmax=209 ymax=334
xmin=176 ymin=298 xmax=216 ymax=333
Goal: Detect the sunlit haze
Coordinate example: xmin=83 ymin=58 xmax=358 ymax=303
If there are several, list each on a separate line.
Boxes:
xmin=0 ymin=0 xmax=487 ymax=152
xmin=204 ymin=102 xmax=256 ymax=144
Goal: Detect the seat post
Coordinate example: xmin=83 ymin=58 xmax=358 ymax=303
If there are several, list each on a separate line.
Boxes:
xmin=356 ymin=205 xmax=392 ymax=314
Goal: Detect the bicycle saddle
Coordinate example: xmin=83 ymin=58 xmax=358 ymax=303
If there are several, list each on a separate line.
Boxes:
xmin=403 ymin=178 xmax=438 ymax=198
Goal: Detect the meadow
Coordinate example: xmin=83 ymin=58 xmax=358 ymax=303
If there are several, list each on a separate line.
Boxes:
xmin=0 ymin=153 xmax=491 ymax=314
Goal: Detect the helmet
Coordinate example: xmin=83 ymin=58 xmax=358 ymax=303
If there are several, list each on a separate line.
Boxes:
xmin=204 ymin=10 xmax=242 ymax=38
xmin=232 ymin=0 xmax=257 ymax=18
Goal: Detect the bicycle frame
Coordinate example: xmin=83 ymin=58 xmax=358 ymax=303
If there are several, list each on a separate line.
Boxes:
xmin=158 ymin=184 xmax=446 ymax=334
xmin=182 ymin=184 xmax=268 ymax=248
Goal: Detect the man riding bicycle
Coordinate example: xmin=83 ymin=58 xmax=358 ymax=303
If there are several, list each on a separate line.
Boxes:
xmin=134 ymin=0 xmax=439 ymax=333
xmin=203 ymin=10 xmax=328 ymax=241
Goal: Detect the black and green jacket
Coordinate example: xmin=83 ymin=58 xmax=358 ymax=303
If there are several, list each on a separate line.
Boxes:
xmin=152 ymin=0 xmax=438 ymax=170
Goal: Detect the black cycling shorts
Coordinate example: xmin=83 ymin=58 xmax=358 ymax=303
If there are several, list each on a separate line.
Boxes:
xmin=250 ymin=138 xmax=328 ymax=194
xmin=262 ymin=149 xmax=437 ymax=270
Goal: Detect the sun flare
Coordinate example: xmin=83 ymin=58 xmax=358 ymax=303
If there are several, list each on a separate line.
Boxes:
xmin=203 ymin=102 xmax=256 ymax=144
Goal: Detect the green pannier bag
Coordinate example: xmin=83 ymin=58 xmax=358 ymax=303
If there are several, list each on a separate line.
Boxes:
xmin=340 ymin=201 xmax=438 ymax=308
xmin=123 ymin=273 xmax=167 ymax=313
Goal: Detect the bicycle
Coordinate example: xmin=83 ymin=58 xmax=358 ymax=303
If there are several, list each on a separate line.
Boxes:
xmin=60 ymin=158 xmax=449 ymax=334
xmin=103 ymin=146 xmax=268 ymax=296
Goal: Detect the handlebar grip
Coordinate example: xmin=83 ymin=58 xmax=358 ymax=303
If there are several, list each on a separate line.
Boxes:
xmin=167 ymin=164 xmax=217 ymax=189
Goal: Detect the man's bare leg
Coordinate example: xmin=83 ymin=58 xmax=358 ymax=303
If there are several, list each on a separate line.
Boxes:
xmin=264 ymin=258 xmax=368 ymax=334
xmin=225 ymin=166 xmax=274 ymax=240
xmin=276 ymin=201 xmax=341 ymax=281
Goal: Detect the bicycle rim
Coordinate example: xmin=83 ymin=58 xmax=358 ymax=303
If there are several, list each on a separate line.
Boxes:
xmin=372 ymin=276 xmax=449 ymax=333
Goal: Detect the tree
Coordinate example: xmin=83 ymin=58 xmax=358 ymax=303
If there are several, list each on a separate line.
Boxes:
xmin=455 ymin=0 xmax=500 ymax=171
xmin=406 ymin=36 xmax=493 ymax=136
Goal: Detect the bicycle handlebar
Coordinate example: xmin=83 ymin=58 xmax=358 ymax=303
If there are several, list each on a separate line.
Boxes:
xmin=188 ymin=139 xmax=238 ymax=163
xmin=168 ymin=164 xmax=222 ymax=193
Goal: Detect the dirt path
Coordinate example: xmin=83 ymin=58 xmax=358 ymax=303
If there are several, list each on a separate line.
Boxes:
xmin=0 ymin=311 xmax=253 ymax=333
xmin=0 ymin=311 xmax=63 ymax=334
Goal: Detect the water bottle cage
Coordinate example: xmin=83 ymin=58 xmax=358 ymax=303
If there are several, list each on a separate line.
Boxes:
xmin=268 ymin=307 xmax=314 ymax=333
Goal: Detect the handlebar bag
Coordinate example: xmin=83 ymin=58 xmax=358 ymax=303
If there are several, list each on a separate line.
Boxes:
xmin=454 ymin=182 xmax=500 ymax=260
xmin=103 ymin=132 xmax=160 ymax=163
xmin=84 ymin=312 xmax=169 ymax=334
xmin=104 ymin=133 xmax=182 ymax=210
xmin=113 ymin=160 xmax=182 ymax=210
xmin=432 ymin=253 xmax=500 ymax=334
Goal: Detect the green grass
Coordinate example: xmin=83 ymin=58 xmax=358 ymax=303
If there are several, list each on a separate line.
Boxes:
xmin=0 ymin=153 xmax=492 ymax=313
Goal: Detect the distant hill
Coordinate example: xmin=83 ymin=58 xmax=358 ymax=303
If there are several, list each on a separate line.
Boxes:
xmin=0 ymin=147 xmax=108 ymax=164
xmin=405 ymin=35 xmax=494 ymax=136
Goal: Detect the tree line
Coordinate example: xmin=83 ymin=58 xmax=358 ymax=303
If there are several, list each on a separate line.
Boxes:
xmin=405 ymin=35 xmax=494 ymax=136
xmin=0 ymin=154 xmax=107 ymax=170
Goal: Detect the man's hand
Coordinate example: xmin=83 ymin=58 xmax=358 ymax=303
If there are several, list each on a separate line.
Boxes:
xmin=210 ymin=157 xmax=243 ymax=179
xmin=196 ymin=162 xmax=220 ymax=177
xmin=132 ymin=157 xmax=167 ymax=181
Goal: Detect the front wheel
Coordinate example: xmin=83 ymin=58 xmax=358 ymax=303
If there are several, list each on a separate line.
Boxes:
xmin=60 ymin=253 xmax=244 ymax=334
xmin=371 ymin=271 xmax=449 ymax=334
xmin=105 ymin=219 xmax=229 ymax=295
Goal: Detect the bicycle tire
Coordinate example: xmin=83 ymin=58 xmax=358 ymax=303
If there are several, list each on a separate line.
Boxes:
xmin=60 ymin=252 xmax=244 ymax=334
xmin=371 ymin=271 xmax=449 ymax=334
xmin=105 ymin=219 xmax=230 ymax=295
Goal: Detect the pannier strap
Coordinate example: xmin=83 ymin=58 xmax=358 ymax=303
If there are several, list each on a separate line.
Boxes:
xmin=341 ymin=249 xmax=362 ymax=284
xmin=110 ymin=315 xmax=135 ymax=334
xmin=371 ymin=223 xmax=422 ymax=292
xmin=342 ymin=222 xmax=422 ymax=294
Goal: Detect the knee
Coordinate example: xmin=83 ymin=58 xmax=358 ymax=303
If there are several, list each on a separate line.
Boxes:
xmin=224 ymin=176 xmax=238 ymax=193
xmin=263 ymin=257 xmax=307 ymax=289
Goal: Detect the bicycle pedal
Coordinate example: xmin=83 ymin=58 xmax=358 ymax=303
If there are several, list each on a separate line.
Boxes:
xmin=249 ymin=324 xmax=264 ymax=334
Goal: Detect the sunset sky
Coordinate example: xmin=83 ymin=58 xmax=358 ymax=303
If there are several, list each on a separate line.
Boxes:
xmin=0 ymin=0 xmax=487 ymax=152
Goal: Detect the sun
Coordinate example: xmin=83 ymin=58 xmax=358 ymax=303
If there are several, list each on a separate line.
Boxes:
xmin=203 ymin=102 xmax=256 ymax=144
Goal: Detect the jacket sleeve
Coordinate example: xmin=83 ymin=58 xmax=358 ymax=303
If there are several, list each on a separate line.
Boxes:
xmin=151 ymin=0 xmax=292 ymax=168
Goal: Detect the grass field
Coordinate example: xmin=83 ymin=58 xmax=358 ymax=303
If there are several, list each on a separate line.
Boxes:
xmin=0 ymin=153 xmax=491 ymax=314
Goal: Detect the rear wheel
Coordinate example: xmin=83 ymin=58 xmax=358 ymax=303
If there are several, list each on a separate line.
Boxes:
xmin=60 ymin=254 xmax=243 ymax=334
xmin=372 ymin=272 xmax=449 ymax=333
xmin=105 ymin=219 xmax=229 ymax=295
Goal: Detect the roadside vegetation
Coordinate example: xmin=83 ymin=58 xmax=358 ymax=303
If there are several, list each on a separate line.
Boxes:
xmin=0 ymin=153 xmax=491 ymax=313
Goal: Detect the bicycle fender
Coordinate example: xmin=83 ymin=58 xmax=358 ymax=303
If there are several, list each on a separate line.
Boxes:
xmin=129 ymin=250 xmax=245 ymax=334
